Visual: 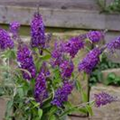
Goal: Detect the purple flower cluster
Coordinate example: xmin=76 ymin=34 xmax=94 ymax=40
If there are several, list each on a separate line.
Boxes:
xmin=51 ymin=42 xmax=64 ymax=67
xmin=9 ymin=21 xmax=20 ymax=39
xmin=60 ymin=60 xmax=74 ymax=78
xmin=106 ymin=37 xmax=120 ymax=52
xmin=94 ymin=92 xmax=117 ymax=107
xmin=64 ymin=36 xmax=84 ymax=58
xmin=0 ymin=29 xmax=14 ymax=50
xmin=87 ymin=31 xmax=104 ymax=43
xmin=78 ymin=48 xmax=101 ymax=74
xmin=51 ymin=81 xmax=73 ymax=107
xmin=34 ymin=72 xmax=48 ymax=104
xmin=31 ymin=13 xmax=45 ymax=48
xmin=17 ymin=45 xmax=36 ymax=80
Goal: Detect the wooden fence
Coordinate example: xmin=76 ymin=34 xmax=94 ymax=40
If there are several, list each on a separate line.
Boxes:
xmin=0 ymin=0 xmax=119 ymax=31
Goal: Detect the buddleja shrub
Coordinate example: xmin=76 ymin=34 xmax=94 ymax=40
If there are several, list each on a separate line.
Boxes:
xmin=0 ymin=10 xmax=119 ymax=120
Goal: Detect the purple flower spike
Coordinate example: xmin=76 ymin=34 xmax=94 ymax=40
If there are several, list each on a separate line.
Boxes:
xmin=34 ymin=72 xmax=48 ymax=104
xmin=94 ymin=92 xmax=117 ymax=107
xmin=17 ymin=45 xmax=36 ymax=80
xmin=51 ymin=42 xmax=65 ymax=67
xmin=78 ymin=48 xmax=101 ymax=74
xmin=64 ymin=36 xmax=84 ymax=58
xmin=106 ymin=37 xmax=120 ymax=53
xmin=87 ymin=31 xmax=104 ymax=43
xmin=0 ymin=29 xmax=14 ymax=50
xmin=60 ymin=60 xmax=74 ymax=78
xmin=31 ymin=13 xmax=45 ymax=48
xmin=51 ymin=81 xmax=73 ymax=107
xmin=9 ymin=21 xmax=20 ymax=39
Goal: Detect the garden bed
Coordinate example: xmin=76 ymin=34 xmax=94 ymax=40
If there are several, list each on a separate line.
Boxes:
xmin=0 ymin=30 xmax=90 ymax=119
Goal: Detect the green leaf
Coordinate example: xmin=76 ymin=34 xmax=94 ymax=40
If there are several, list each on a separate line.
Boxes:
xmin=60 ymin=106 xmax=87 ymax=118
xmin=104 ymin=73 xmax=116 ymax=85
xmin=99 ymin=54 xmax=103 ymax=62
xmin=108 ymin=73 xmax=116 ymax=80
xmin=78 ymin=107 xmax=88 ymax=114
xmin=81 ymin=91 xmax=88 ymax=102
xmin=35 ymin=58 xmax=42 ymax=72
xmin=31 ymin=101 xmax=40 ymax=109
xmin=51 ymin=85 xmax=55 ymax=99
xmin=75 ymin=80 xmax=81 ymax=91
xmin=97 ymin=72 xmax=103 ymax=82
xmin=43 ymin=48 xmax=51 ymax=54
xmin=49 ymin=115 xmax=56 ymax=120
xmin=49 ymin=106 xmax=57 ymax=115
xmin=18 ymin=87 xmax=24 ymax=98
xmin=114 ymin=77 xmax=120 ymax=82
xmin=5 ymin=100 xmax=13 ymax=119
xmin=54 ymin=68 xmax=61 ymax=79
xmin=30 ymin=78 xmax=36 ymax=87
xmin=6 ymin=100 xmax=13 ymax=112
xmin=39 ymin=54 xmax=51 ymax=60
xmin=38 ymin=109 xmax=43 ymax=119
xmin=86 ymin=105 xmax=93 ymax=116
xmin=42 ymin=96 xmax=52 ymax=109
xmin=83 ymin=72 xmax=87 ymax=81
xmin=64 ymin=101 xmax=73 ymax=108
xmin=1 ymin=49 xmax=16 ymax=59
xmin=52 ymin=67 xmax=62 ymax=86
xmin=60 ymin=108 xmax=76 ymax=117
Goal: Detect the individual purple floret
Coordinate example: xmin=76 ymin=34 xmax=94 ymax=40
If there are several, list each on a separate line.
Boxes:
xmin=60 ymin=60 xmax=74 ymax=78
xmin=51 ymin=81 xmax=73 ymax=107
xmin=51 ymin=42 xmax=64 ymax=67
xmin=78 ymin=48 xmax=101 ymax=74
xmin=106 ymin=36 xmax=120 ymax=53
xmin=94 ymin=92 xmax=117 ymax=107
xmin=40 ymin=62 xmax=50 ymax=77
xmin=87 ymin=31 xmax=104 ymax=43
xmin=9 ymin=21 xmax=20 ymax=39
xmin=64 ymin=36 xmax=84 ymax=58
xmin=31 ymin=12 xmax=45 ymax=48
xmin=34 ymin=72 xmax=48 ymax=104
xmin=17 ymin=45 xmax=36 ymax=80
xmin=0 ymin=29 xmax=14 ymax=50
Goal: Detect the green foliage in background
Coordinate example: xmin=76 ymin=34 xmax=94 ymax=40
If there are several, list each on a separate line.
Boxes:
xmin=98 ymin=0 xmax=120 ymax=13
xmin=89 ymin=53 xmax=120 ymax=86
xmin=104 ymin=73 xmax=120 ymax=85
